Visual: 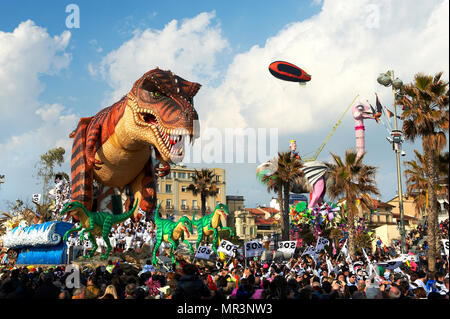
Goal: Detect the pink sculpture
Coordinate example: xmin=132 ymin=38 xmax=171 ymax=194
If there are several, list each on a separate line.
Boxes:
xmin=351 ymin=102 xmax=376 ymax=159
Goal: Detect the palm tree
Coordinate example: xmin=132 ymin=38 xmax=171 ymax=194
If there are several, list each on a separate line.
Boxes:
xmin=404 ymin=150 xmax=428 ymax=218
xmin=260 ymin=152 xmax=303 ymax=240
xmin=327 ymin=150 xmax=379 ymax=258
xmin=187 ymin=168 xmax=219 ymax=216
xmin=398 ymin=72 xmax=449 ymax=272
xmin=277 ymin=152 xmax=304 ymax=240
xmin=405 ymin=150 xmax=449 ymax=220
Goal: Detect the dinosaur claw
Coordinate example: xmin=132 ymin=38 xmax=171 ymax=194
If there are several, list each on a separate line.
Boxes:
xmin=155 ymin=166 xmax=170 ymax=178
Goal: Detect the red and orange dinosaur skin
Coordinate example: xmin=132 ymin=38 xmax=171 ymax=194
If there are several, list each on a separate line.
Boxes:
xmin=69 ymin=68 xmax=201 ymax=221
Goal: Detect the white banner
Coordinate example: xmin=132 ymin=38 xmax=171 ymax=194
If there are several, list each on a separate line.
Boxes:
xmin=217 ymin=240 xmax=237 ymax=257
xmin=245 ymin=240 xmax=264 ymax=258
xmin=195 ymin=246 xmax=214 ymax=260
xmin=400 ymin=254 xmax=419 ymax=263
xmin=278 ymin=241 xmax=297 ymax=255
xmin=32 ymin=193 xmax=41 ymax=204
xmin=315 ymin=237 xmax=330 ymax=252
xmin=377 ymin=260 xmax=403 ymax=270
xmin=442 ymin=239 xmax=449 ymax=257
xmin=302 ymin=245 xmax=316 ymax=257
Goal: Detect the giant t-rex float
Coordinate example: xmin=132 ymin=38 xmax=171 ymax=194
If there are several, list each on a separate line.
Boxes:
xmin=69 ymin=68 xmax=201 ymax=221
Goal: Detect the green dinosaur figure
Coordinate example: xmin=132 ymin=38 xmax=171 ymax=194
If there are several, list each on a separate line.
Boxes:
xmin=60 ymin=199 xmax=138 ymax=260
xmin=192 ymin=203 xmax=235 ymax=255
xmin=153 ymin=203 xmax=194 ymax=266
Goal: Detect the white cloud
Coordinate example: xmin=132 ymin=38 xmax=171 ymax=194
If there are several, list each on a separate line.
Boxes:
xmin=0 ymin=21 xmax=74 ymax=205
xmin=200 ymin=0 xmax=448 ymax=135
xmin=92 ymin=11 xmax=230 ymax=104
xmin=0 ymin=20 xmax=71 ymax=128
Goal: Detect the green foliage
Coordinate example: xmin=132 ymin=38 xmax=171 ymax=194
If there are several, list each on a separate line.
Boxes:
xmin=354 ymin=232 xmax=375 ymax=254
xmin=34 ymin=147 xmax=66 ymax=204
xmin=187 ymin=169 xmax=219 ymax=216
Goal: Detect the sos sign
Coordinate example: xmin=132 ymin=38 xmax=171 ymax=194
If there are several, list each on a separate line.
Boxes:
xmin=245 ymin=240 xmax=263 ymax=257
xmin=195 ymin=246 xmax=213 ymax=260
xmin=218 ymin=240 xmax=236 ymax=256
xmin=278 ymin=241 xmax=297 ymax=252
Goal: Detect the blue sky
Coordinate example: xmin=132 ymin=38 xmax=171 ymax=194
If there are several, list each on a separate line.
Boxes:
xmin=0 ymin=0 xmax=448 ymax=209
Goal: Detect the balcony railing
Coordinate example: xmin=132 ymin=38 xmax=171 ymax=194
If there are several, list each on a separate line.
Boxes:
xmin=180 ymin=205 xmax=189 ymax=211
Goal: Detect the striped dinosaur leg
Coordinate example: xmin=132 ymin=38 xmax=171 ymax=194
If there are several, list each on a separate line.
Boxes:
xmin=101 ymin=216 xmax=113 ymax=259
xmin=168 ymin=238 xmax=178 ymax=264
xmin=196 ymin=228 xmax=204 ymax=251
xmin=212 ymin=232 xmax=220 ymax=255
xmin=207 ymin=226 xmax=219 ymax=255
xmin=70 ymin=117 xmax=94 ymax=213
xmin=85 ymin=123 xmax=103 ymax=170
xmin=152 ymin=237 xmax=162 ymax=265
xmin=86 ymin=232 xmax=98 ymax=258
xmin=182 ymin=234 xmax=193 ymax=254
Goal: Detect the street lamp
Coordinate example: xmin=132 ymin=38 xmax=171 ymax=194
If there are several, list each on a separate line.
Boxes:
xmin=377 ymin=70 xmax=407 ymax=254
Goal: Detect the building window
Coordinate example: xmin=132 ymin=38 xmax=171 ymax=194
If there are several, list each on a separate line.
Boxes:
xmin=192 ymin=200 xmax=198 ymax=210
xmin=166 ymin=173 xmax=171 ymax=179
xmin=166 ymin=199 xmax=172 ymax=208
xmin=178 ymin=172 xmax=186 ymax=179
xmin=181 ymin=200 xmax=187 ymax=210
xmin=165 ymin=184 xmax=172 ymax=193
xmin=181 ymin=186 xmax=187 ymax=192
xmin=216 ymin=175 xmax=220 ymax=181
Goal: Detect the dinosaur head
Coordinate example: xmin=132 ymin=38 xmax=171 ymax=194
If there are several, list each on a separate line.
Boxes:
xmin=60 ymin=201 xmax=84 ymax=221
xmin=256 ymin=158 xmax=278 ymax=183
xmin=177 ymin=216 xmax=193 ymax=238
xmin=214 ymin=203 xmax=229 ymax=219
xmin=352 ymin=103 xmax=374 ymax=121
xmin=126 ymin=68 xmax=201 ymax=163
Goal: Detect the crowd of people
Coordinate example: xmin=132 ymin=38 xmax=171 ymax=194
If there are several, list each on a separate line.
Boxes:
xmin=0 ymin=218 xmax=448 ymax=300
xmin=66 ymin=219 xmax=159 ymax=255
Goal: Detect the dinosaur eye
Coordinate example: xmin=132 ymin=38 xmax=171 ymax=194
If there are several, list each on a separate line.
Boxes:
xmin=151 ymin=91 xmax=163 ymax=99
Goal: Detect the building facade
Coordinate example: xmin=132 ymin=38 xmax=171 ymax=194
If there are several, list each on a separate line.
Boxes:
xmin=156 ymin=165 xmax=227 ymax=222
xmin=232 ymin=207 xmax=281 ymax=241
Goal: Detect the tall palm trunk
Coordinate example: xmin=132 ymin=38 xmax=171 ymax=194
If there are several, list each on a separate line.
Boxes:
xmin=424 ymin=143 xmax=438 ymax=272
xmin=201 ymin=193 xmax=207 ymax=216
xmin=282 ymin=183 xmax=291 ymax=241
xmin=347 ymin=193 xmax=357 ymax=258
xmin=277 ymin=188 xmax=285 ymax=240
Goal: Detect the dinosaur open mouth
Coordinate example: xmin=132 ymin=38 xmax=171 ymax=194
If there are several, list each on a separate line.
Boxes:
xmin=128 ymin=94 xmax=193 ymax=163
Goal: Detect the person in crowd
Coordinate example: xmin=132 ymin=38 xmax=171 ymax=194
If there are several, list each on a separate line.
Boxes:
xmin=172 ymin=263 xmax=211 ymax=301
